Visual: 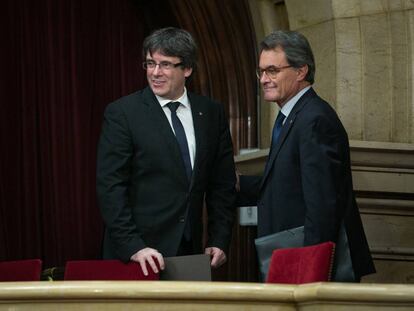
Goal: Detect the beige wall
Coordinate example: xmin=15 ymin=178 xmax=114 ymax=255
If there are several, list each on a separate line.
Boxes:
xmin=249 ymin=0 xmax=414 ymax=145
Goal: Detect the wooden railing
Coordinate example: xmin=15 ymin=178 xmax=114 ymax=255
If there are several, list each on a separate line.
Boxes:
xmin=0 ymin=281 xmax=413 ymax=310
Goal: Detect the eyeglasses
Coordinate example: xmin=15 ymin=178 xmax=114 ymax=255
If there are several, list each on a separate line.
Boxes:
xmin=256 ymin=65 xmax=292 ymax=79
xmin=143 ymin=60 xmax=183 ymax=71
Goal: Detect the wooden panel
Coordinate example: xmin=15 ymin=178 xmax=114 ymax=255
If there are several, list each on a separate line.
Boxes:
xmin=352 ymin=168 xmax=414 ymax=193
xmin=362 ymin=213 xmax=414 ymax=256
xmin=363 ymin=260 xmax=414 ymax=284
xmin=169 ymin=0 xmax=259 ymax=152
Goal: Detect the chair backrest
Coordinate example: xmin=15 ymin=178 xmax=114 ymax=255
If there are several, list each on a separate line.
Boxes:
xmin=266 ymin=241 xmax=335 ymax=284
xmin=64 ymin=260 xmax=159 ymax=280
xmin=0 ymin=259 xmax=42 ymax=282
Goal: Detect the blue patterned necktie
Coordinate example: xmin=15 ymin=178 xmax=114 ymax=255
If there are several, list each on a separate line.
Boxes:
xmin=167 ymin=101 xmax=192 ymax=181
xmin=271 ymin=111 xmax=286 ymax=147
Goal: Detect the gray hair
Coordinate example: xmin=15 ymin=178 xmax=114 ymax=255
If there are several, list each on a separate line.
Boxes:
xmin=260 ymin=30 xmax=315 ymax=84
xmin=143 ymin=27 xmax=197 ymax=70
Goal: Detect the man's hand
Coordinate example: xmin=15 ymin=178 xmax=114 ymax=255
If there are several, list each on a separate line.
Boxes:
xmin=205 ymin=247 xmax=227 ymax=268
xmin=130 ymin=247 xmax=165 ymax=276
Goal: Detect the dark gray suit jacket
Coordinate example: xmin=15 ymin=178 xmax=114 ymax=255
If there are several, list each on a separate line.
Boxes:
xmin=240 ymin=88 xmax=375 ymax=279
xmin=97 ymin=87 xmax=236 ymax=262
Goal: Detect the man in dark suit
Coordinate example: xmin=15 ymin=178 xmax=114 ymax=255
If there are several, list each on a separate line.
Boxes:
xmin=97 ymin=27 xmax=236 ymax=276
xmin=239 ymin=30 xmax=375 ymax=281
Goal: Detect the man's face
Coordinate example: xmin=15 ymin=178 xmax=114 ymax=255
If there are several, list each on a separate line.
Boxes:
xmin=258 ymin=47 xmax=303 ymax=107
xmin=145 ymin=51 xmax=192 ymax=100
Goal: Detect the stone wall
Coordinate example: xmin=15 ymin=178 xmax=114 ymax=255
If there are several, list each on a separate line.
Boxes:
xmin=249 ymin=0 xmax=414 ymax=145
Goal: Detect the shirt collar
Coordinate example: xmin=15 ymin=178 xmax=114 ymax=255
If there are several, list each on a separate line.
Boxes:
xmin=280 ymin=85 xmax=311 ymax=118
xmin=156 ymin=87 xmax=190 ymax=109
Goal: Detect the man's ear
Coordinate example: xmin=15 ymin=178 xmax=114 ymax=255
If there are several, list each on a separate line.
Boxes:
xmin=184 ymin=67 xmax=193 ymax=78
xmin=296 ymin=64 xmax=308 ymax=82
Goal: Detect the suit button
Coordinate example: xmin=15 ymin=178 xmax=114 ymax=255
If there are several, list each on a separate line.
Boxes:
xmin=179 ymin=217 xmax=185 ymax=223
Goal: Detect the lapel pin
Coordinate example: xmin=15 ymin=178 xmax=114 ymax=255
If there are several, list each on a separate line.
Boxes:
xmin=199 ymin=112 xmax=203 ymax=116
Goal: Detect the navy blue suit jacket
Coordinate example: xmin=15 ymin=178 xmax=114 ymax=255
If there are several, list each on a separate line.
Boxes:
xmin=240 ymin=88 xmax=375 ymax=279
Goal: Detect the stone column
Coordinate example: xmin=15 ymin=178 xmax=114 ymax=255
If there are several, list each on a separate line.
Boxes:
xmin=285 ymin=0 xmax=414 ymax=143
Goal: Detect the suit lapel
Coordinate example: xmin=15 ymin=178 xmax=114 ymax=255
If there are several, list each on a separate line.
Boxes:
xmin=142 ymin=88 xmax=189 ymax=186
xmin=260 ymin=88 xmax=316 ymax=190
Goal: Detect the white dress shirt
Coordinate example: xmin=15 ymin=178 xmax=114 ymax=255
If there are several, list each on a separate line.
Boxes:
xmin=156 ymin=88 xmax=196 ymax=168
xmin=280 ymin=85 xmax=311 ymax=123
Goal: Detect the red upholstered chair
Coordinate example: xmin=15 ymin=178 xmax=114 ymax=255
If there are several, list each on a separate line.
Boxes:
xmin=0 ymin=259 xmax=42 ymax=282
xmin=64 ymin=260 xmax=159 ymax=280
xmin=266 ymin=241 xmax=335 ymax=284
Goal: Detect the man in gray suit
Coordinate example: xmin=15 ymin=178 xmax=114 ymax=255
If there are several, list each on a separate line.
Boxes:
xmin=239 ymin=30 xmax=375 ymax=281
xmin=97 ymin=27 xmax=236 ymax=276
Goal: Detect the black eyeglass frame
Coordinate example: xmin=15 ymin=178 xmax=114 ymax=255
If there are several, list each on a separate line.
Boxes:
xmin=142 ymin=60 xmax=184 ymax=70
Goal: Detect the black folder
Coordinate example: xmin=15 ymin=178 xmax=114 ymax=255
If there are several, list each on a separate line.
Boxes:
xmin=160 ymin=254 xmax=212 ymax=281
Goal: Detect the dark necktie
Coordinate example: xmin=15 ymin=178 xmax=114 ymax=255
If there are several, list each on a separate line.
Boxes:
xmin=167 ymin=101 xmax=192 ymax=181
xmin=271 ymin=111 xmax=286 ymax=147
